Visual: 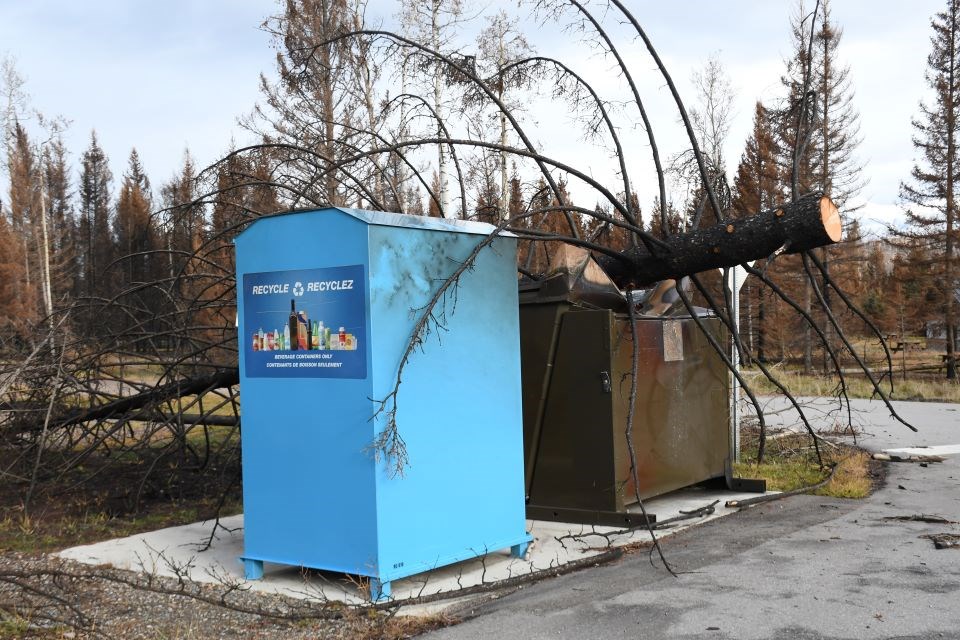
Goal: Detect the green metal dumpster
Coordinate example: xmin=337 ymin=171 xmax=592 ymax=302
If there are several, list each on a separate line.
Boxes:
xmin=520 ymin=247 xmax=740 ymax=526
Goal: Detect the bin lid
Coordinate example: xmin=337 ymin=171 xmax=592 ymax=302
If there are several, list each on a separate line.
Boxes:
xmin=236 ymin=206 xmax=516 ymax=238
xmin=520 ymin=244 xmax=627 ymax=310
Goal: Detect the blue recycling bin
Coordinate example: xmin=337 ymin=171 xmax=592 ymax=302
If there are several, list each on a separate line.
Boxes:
xmin=234 ymin=207 xmax=530 ymax=601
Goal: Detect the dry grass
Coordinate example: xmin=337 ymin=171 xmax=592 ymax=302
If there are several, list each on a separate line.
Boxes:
xmin=734 ymin=430 xmax=875 ymax=499
xmin=742 ymin=336 xmax=960 ymax=403
xmin=0 ymin=495 xmax=243 ymax=554
xmin=743 ymin=368 xmax=960 ymax=403
xmin=356 ymin=613 xmax=457 ymax=640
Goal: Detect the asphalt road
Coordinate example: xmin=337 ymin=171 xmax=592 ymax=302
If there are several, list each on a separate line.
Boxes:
xmin=423 ymin=398 xmax=960 ymax=640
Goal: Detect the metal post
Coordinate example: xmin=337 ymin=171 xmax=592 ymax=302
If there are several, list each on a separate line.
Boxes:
xmin=728 ymin=267 xmax=740 ymax=462
xmin=726 ymin=263 xmax=753 ymax=463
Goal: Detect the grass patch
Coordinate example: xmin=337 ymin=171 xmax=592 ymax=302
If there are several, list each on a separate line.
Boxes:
xmin=743 ymin=369 xmax=960 ymax=403
xmin=0 ymin=615 xmax=68 ymax=639
xmin=0 ymin=441 xmax=243 ymax=555
xmin=734 ymin=430 xmax=874 ymax=499
xmin=348 ymin=612 xmax=456 ymax=640
xmin=0 ymin=494 xmax=243 ymax=554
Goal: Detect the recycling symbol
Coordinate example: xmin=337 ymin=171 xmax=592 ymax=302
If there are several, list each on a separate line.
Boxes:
xmin=292 ymin=281 xmax=305 ymax=296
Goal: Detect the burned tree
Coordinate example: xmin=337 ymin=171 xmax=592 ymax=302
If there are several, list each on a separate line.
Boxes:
xmin=897 ymin=0 xmax=960 ymax=379
xmin=595 ymin=193 xmax=841 ymax=288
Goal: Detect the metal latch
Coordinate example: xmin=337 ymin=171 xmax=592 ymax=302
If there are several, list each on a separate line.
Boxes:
xmin=599 ymin=370 xmax=611 ymax=393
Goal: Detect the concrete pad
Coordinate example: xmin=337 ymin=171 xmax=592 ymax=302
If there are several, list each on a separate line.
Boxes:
xmin=57 ymin=485 xmax=763 ymax=607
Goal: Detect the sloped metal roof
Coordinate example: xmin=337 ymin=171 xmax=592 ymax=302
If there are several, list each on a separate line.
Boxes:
xmin=238 ymin=206 xmax=514 ymax=238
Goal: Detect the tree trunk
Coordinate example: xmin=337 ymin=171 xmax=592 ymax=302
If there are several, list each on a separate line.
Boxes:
xmin=757 ymin=283 xmax=766 ymax=362
xmin=596 ymin=192 xmax=841 ymax=287
xmin=803 ymin=280 xmax=813 ymax=374
xmin=431 ymin=5 xmax=451 ymax=219
xmin=819 ymin=16 xmax=834 ymax=376
xmin=947 ymin=7 xmax=957 ymax=380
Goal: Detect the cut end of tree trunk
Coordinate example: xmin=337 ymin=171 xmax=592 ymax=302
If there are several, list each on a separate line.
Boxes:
xmin=782 ymin=194 xmax=842 ymax=254
xmin=821 ymin=196 xmax=842 ymax=243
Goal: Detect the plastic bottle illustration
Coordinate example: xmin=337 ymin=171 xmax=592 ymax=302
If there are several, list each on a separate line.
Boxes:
xmin=282 ymin=324 xmax=290 ymax=351
xmin=312 ymin=321 xmax=320 ymax=349
xmin=298 ymin=311 xmax=309 ymax=350
xmin=317 ymin=321 xmax=325 ymax=349
xmin=339 ymin=326 xmax=346 ymax=349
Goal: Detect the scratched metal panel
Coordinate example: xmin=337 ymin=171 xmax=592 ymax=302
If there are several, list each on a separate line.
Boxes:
xmin=612 ymin=316 xmax=729 ymax=502
xmin=662 ymin=319 xmax=684 ymax=362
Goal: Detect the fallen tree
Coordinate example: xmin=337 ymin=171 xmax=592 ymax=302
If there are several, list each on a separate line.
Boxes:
xmin=50 ymin=369 xmax=240 ymax=431
xmin=594 ymin=193 xmax=841 ymax=287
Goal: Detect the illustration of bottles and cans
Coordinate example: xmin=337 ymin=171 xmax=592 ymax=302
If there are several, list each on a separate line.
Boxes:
xmin=250 ymin=298 xmax=358 ymax=352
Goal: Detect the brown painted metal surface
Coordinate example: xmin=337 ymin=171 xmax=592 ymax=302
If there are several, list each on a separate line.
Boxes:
xmin=520 ymin=299 xmax=730 ymax=525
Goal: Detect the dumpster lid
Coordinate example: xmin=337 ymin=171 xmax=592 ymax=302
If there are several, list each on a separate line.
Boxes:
xmin=519 ymin=245 xmax=715 ymax=318
xmin=520 ymin=244 xmax=627 ymax=310
xmin=237 ymin=206 xmax=516 ymax=238
xmin=626 ymin=280 xmax=715 ymax=318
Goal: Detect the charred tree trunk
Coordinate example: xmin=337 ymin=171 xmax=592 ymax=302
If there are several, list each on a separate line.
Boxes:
xmin=757 ymin=283 xmax=767 ymax=362
xmin=595 ymin=193 xmax=841 ymax=288
xmin=49 ymin=369 xmax=240 ymax=431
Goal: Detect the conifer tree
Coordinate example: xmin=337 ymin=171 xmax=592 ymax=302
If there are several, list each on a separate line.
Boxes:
xmin=210 ymin=150 xmax=248 ymax=253
xmin=254 ymin=0 xmax=360 ymax=207
xmin=428 ymin=171 xmax=442 ymax=218
xmin=109 ymin=149 xmax=156 ymax=350
xmin=732 ymin=102 xmax=784 ymax=360
xmin=777 ymin=0 xmax=864 ymax=372
xmin=78 ymin=132 xmax=114 ymax=303
xmin=899 ymin=0 xmax=960 ymax=378
xmin=113 ymin=149 xmax=154 ymax=289
xmin=161 ymin=151 xmax=204 ymax=283
xmin=0 ymin=208 xmax=29 ymax=335
xmin=781 ymin=0 xmax=863 ymax=211
xmin=648 ymin=197 xmax=682 ymax=238
xmin=733 ymin=103 xmax=783 ymax=217
xmin=6 ymin=122 xmax=39 ymax=323
xmin=43 ymin=134 xmax=77 ymax=306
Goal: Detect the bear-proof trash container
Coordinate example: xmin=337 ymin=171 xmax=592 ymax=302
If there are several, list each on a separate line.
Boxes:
xmin=518 ymin=247 xmax=746 ymax=527
xmin=234 ymin=207 xmax=530 ymax=601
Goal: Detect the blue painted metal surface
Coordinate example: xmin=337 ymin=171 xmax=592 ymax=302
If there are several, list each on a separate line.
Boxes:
xmin=234 ymin=207 xmax=530 ymax=600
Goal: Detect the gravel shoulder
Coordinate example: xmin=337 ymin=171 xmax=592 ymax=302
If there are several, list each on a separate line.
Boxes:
xmin=0 ymin=551 xmax=447 ymax=639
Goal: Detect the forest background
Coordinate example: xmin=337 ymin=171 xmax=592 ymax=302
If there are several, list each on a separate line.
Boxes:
xmin=0 ymin=0 xmax=958 ymax=382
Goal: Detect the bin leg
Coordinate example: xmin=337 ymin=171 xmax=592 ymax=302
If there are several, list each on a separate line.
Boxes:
xmin=370 ymin=578 xmax=391 ymax=602
xmin=242 ymin=558 xmax=264 ymax=580
xmin=510 ymin=541 xmax=530 ymax=559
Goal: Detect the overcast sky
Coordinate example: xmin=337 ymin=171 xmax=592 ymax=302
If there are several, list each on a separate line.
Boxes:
xmin=0 ymin=1 xmax=947 ymax=234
